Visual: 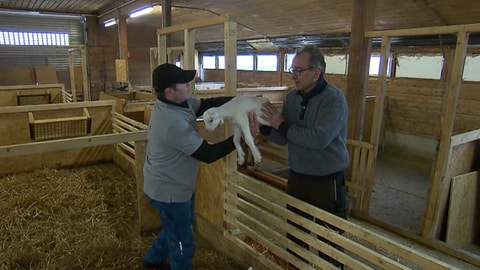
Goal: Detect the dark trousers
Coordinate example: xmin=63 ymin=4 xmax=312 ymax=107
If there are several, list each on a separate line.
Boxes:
xmin=286 ymin=170 xmax=347 ymax=268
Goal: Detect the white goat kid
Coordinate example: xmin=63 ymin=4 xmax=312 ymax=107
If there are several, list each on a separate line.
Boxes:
xmin=202 ymin=96 xmax=271 ymax=165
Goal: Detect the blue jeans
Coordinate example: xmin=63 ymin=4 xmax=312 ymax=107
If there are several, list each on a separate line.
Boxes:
xmin=142 ymin=194 xmax=195 ymax=270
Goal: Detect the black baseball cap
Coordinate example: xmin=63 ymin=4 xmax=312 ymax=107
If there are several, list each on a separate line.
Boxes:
xmin=152 ymin=63 xmax=196 ymax=92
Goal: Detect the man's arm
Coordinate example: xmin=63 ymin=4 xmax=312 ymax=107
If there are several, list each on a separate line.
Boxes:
xmin=196 ymin=96 xmax=233 ymax=117
xmin=191 ymin=136 xmax=236 ymax=163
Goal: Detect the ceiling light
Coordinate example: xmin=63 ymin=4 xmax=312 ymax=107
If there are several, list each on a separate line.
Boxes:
xmin=129 ymin=6 xmax=153 ymax=18
xmin=104 ymin=19 xmax=116 ymax=27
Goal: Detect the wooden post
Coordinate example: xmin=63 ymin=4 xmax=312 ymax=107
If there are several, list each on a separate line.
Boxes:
xmin=422 ymin=31 xmax=469 ymax=239
xmin=68 ymin=49 xmax=77 ymax=102
xmin=80 ymin=46 xmax=90 ymax=101
xmin=117 ymin=16 xmax=130 ymax=92
xmin=361 ymin=35 xmax=391 ymax=213
xmin=184 ymin=29 xmax=196 ymax=93
xmin=345 ymin=0 xmax=376 ymax=140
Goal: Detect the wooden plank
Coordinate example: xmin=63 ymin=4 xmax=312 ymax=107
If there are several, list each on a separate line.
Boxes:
xmin=156 ymin=15 xmax=231 ymax=35
xmin=0 ymin=100 xmax=115 ymax=114
xmin=115 ymin=59 xmax=128 ymax=83
xmin=0 ymin=131 xmax=147 ymax=158
xmin=446 ymin=171 xmax=479 ymax=248
xmin=112 ymin=112 xmax=148 ymax=129
xmin=365 ymin=23 xmax=480 ymax=38
xmin=450 ymin=128 xmax=480 ymax=147
xmin=135 ymin=140 xmax=162 ymax=233
xmin=0 ymin=66 xmax=34 ymax=86
xmin=34 ymin=66 xmax=58 ymax=84
xmin=422 ymin=31 xmax=469 ymax=239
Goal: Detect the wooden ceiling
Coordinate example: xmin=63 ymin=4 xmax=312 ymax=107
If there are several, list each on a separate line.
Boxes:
xmin=1 ymin=0 xmax=480 ymax=48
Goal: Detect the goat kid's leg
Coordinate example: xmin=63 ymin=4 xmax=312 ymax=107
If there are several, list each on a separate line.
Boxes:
xmin=233 ymin=126 xmax=245 ymax=165
xmin=238 ymin=117 xmax=262 ymax=163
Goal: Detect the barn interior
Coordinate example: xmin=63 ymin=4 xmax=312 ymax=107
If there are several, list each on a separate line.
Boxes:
xmin=0 ymin=0 xmax=479 ymax=269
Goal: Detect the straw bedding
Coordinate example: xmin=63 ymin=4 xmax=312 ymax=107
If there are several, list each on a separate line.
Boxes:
xmin=0 ymin=163 xmax=244 ymax=270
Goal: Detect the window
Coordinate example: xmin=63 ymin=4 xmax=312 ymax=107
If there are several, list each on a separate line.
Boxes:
xmin=463 ymin=55 xmax=480 ymax=82
xmin=218 ymin=55 xmax=225 ymax=69
xmin=237 ymin=54 xmax=254 ymax=70
xmin=0 ymin=31 xmax=69 ymax=46
xmin=284 ymin=53 xmax=295 ymax=71
xmin=202 ymin=55 xmax=216 ymax=69
xmin=395 ymin=55 xmax=443 ymax=79
xmin=369 ymin=55 xmax=393 ymax=76
xmin=257 ymin=54 xmax=277 ymax=71
xmin=324 ymin=55 xmax=348 ymax=75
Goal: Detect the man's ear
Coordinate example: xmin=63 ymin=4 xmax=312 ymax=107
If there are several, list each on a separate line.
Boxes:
xmin=164 ymin=86 xmax=174 ymax=98
xmin=314 ymin=67 xmax=322 ymax=79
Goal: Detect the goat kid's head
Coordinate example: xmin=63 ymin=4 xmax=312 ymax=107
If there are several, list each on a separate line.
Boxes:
xmin=203 ymin=109 xmax=223 ymax=132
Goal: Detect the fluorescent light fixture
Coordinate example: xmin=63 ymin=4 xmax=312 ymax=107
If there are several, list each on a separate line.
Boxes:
xmin=129 ymin=6 xmax=153 ymax=18
xmin=104 ymin=19 xmax=116 ymax=27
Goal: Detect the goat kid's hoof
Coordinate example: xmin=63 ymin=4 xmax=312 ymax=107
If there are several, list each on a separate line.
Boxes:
xmin=237 ymin=157 xmax=245 ymax=165
xmin=253 ymin=156 xmax=262 ymax=164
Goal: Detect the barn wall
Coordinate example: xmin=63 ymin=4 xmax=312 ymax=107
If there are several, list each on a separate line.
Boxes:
xmin=0 ymin=101 xmax=115 ymax=176
xmin=85 ymin=17 xmax=157 ymax=99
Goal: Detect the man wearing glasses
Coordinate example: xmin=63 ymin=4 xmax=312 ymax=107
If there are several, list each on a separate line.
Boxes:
xmin=260 ymin=45 xmax=349 ymax=269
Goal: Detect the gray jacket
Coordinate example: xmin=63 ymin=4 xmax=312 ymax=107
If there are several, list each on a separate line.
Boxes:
xmin=264 ymin=78 xmax=349 ymax=176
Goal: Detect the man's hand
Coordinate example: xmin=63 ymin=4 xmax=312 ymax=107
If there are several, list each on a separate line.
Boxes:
xmin=261 ymin=102 xmax=284 ymax=129
xmin=248 ymin=112 xmax=260 ymax=137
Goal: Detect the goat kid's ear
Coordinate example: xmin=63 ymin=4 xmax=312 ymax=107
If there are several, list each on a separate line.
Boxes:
xmin=220 ymin=119 xmax=224 ymax=125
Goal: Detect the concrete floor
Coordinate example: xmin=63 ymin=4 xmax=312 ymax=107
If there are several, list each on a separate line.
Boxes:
xmin=370 ymin=146 xmax=434 ymax=233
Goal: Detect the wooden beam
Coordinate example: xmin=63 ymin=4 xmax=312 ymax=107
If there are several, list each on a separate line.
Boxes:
xmin=345 ymin=0 xmax=376 ymax=140
xmin=157 ymin=15 xmax=232 ymax=35
xmin=0 ymin=131 xmax=147 ymax=158
xmin=0 ymin=100 xmax=115 ymax=114
xmin=422 ymin=31 xmax=469 ymax=239
xmin=365 ymin=23 xmax=480 ymax=38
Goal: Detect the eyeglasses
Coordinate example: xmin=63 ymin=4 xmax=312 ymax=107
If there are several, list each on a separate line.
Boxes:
xmin=288 ymin=66 xmax=315 ymax=76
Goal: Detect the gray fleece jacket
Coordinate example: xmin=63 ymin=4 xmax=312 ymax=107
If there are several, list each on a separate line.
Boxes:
xmin=263 ymin=77 xmax=349 ymax=176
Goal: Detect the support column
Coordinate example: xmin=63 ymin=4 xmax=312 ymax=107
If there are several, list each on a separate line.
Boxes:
xmin=345 ymin=0 xmax=376 ymax=140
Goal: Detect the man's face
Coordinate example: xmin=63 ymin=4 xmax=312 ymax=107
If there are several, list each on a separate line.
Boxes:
xmin=290 ymin=52 xmax=320 ymax=93
xmin=170 ymin=82 xmax=190 ymax=103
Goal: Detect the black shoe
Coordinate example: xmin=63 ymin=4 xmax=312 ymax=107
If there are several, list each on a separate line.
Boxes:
xmin=141 ymin=261 xmax=171 ymax=270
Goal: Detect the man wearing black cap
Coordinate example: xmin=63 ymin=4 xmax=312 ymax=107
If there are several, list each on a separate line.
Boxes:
xmin=141 ymin=63 xmax=239 ymax=270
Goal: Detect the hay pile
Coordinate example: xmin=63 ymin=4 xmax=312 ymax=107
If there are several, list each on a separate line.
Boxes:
xmin=0 ymin=163 xmax=244 ymax=270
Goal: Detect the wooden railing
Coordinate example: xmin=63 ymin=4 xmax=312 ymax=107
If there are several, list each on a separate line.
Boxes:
xmin=224 ymin=170 xmax=455 ymax=270
xmin=61 ymin=89 xmax=73 ymax=103
xmin=111 ymin=111 xmax=148 ymax=164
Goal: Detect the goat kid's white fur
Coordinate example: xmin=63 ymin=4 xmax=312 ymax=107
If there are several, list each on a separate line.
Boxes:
xmin=202 ymin=96 xmax=271 ymax=165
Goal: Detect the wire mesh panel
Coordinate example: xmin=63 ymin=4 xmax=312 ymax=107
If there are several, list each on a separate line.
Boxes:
xmin=28 ymin=108 xmax=91 ymax=140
